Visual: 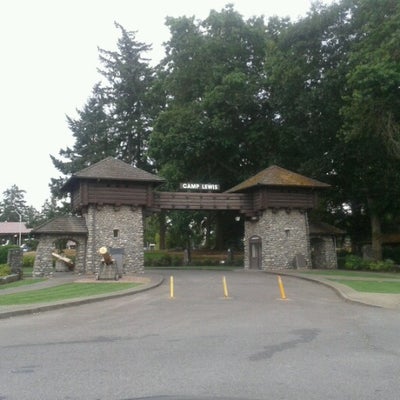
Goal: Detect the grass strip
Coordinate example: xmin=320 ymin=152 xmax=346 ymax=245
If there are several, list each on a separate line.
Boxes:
xmin=333 ymin=279 xmax=400 ymax=294
xmin=302 ymin=270 xmax=400 ymax=279
xmin=0 ymin=282 xmax=141 ymax=306
xmin=0 ymin=278 xmax=47 ymax=290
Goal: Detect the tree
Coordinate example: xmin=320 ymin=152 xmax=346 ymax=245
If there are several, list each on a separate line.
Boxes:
xmin=0 ymin=185 xmax=28 ymax=222
xmin=262 ymin=0 xmax=400 ymax=259
xmin=51 ymin=23 xmax=156 ymax=202
xmin=340 ymin=0 xmax=400 ymax=260
xmin=263 ymin=1 xmax=354 ymax=178
xmin=150 ymin=6 xmax=271 ymax=187
xmin=49 ymin=83 xmax=113 ymax=199
xmin=149 ymin=5 xmax=270 ymax=249
xmin=52 ymin=83 xmax=112 ymax=176
xmin=97 ymin=22 xmax=156 ymax=170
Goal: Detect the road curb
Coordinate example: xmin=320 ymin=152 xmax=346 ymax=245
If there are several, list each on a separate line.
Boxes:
xmin=0 ymin=274 xmax=164 ymax=320
xmin=265 ymin=270 xmax=395 ymax=309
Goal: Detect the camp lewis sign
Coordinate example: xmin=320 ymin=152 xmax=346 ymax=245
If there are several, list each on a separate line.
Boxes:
xmin=179 ymin=182 xmax=220 ymax=191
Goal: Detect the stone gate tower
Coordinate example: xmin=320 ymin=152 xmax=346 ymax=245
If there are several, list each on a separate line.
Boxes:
xmin=63 ymin=157 xmax=165 ymax=275
xmin=226 ymin=166 xmax=331 ymax=269
xmin=33 ymin=158 xmax=164 ymax=277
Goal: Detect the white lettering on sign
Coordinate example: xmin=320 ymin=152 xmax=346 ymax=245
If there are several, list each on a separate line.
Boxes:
xmin=180 ymin=183 xmax=220 ymax=191
xmin=201 ymin=184 xmax=219 ymax=190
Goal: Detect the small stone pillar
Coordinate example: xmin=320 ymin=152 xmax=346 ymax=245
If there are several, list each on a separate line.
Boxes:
xmin=7 ymin=248 xmax=23 ymax=277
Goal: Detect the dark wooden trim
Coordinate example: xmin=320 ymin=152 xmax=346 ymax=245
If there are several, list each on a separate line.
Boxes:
xmin=152 ymin=192 xmax=252 ymax=213
xmin=69 ymin=178 xmax=320 ymax=214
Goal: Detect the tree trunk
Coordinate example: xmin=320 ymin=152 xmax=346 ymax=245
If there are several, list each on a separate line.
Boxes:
xmin=159 ymin=211 xmax=166 ymax=250
xmin=367 ymin=197 xmax=382 ymax=261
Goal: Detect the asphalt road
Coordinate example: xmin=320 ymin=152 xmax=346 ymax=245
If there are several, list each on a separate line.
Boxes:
xmin=1 ymin=270 xmax=400 ymax=400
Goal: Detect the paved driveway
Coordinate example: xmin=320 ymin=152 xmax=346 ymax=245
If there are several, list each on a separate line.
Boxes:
xmin=1 ymin=270 xmax=400 ymax=400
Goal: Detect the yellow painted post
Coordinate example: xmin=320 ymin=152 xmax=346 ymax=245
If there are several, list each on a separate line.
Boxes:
xmin=170 ymin=276 xmax=174 ymax=299
xmin=277 ymin=275 xmax=287 ymax=300
xmin=222 ymin=276 xmax=229 ymax=298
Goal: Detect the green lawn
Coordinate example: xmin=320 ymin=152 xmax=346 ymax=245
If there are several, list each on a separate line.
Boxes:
xmin=298 ymin=269 xmax=400 ymax=293
xmin=302 ymin=269 xmax=400 ymax=279
xmin=0 ymin=278 xmax=47 ymax=290
xmin=0 ymin=282 xmax=141 ymax=306
xmin=334 ymin=279 xmax=400 ymax=294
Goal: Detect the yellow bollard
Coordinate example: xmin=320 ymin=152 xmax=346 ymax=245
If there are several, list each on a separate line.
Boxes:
xmin=222 ymin=276 xmax=229 ymax=298
xmin=170 ymin=276 xmax=174 ymax=299
xmin=277 ymin=275 xmax=287 ymax=300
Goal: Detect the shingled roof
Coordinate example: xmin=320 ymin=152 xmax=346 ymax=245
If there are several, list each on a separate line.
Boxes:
xmin=309 ymin=221 xmax=345 ymax=236
xmin=0 ymin=222 xmax=31 ymax=235
xmin=62 ymin=157 xmax=165 ymax=191
xmin=226 ymin=165 xmax=330 ymax=193
xmin=32 ymin=216 xmax=88 ymax=235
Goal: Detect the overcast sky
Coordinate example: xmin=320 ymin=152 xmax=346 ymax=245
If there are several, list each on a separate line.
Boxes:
xmin=0 ymin=0 xmax=334 ymax=210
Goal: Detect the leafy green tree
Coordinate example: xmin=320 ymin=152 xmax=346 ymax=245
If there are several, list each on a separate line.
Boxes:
xmin=149 ymin=5 xmax=269 ymax=249
xmin=150 ymin=6 xmax=270 ymax=187
xmin=262 ymin=0 xmax=400 ymax=259
xmin=263 ymin=1 xmax=354 ymax=178
xmin=340 ymin=0 xmax=400 ymax=260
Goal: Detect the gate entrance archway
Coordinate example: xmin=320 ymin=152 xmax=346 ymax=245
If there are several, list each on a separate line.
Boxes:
xmin=32 ymin=157 xmax=340 ymax=277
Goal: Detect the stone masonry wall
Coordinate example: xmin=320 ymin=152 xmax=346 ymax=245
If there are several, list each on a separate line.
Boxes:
xmin=33 ymin=235 xmax=54 ymax=277
xmin=311 ymin=237 xmax=338 ymax=269
xmin=84 ymin=205 xmax=144 ymax=275
xmin=33 ymin=234 xmax=87 ymax=277
xmin=7 ymin=248 xmax=23 ymax=273
xmin=244 ymin=209 xmax=311 ymax=270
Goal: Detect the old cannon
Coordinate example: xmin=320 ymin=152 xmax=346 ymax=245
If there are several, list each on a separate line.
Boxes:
xmin=96 ymin=246 xmax=123 ymax=280
xmin=52 ymin=252 xmax=74 ymax=271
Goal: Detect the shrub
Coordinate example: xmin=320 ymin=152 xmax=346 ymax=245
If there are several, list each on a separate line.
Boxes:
xmin=343 ymin=254 xmax=398 ymax=272
xmin=0 ymin=245 xmax=19 ymax=264
xmin=171 ymin=255 xmax=183 ymax=266
xmin=144 ymin=252 xmax=177 ymax=267
xmin=144 ymin=250 xmax=244 ymax=268
xmin=23 ymin=252 xmax=35 ymax=268
xmin=383 ymin=247 xmax=400 ymax=264
xmin=0 ymin=264 xmax=11 ymax=277
xmin=343 ymin=254 xmax=366 ymax=270
xmin=366 ymin=259 xmax=396 ymax=272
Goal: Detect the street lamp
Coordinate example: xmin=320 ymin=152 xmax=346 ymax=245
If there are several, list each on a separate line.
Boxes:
xmin=14 ymin=208 xmax=22 ymax=246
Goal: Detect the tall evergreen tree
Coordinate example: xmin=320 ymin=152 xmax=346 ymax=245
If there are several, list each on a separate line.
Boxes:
xmin=0 ymin=185 xmax=28 ymax=222
xmin=51 ymin=23 xmax=156 ymax=203
xmin=98 ymin=22 xmax=155 ymax=169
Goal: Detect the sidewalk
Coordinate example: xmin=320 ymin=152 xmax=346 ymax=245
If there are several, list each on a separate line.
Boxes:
xmin=271 ymin=270 xmax=400 ymax=310
xmin=0 ymin=272 xmax=164 ymax=320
